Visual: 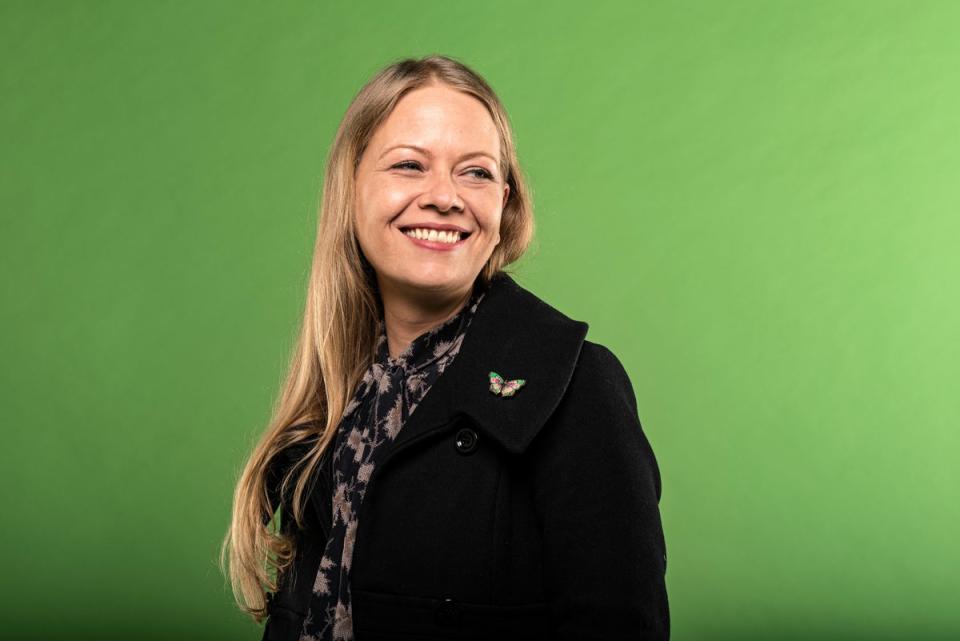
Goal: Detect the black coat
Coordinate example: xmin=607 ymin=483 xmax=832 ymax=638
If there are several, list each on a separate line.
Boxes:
xmin=264 ymin=273 xmax=669 ymax=640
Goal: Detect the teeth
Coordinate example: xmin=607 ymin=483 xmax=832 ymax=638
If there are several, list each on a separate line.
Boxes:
xmin=402 ymin=227 xmax=464 ymax=244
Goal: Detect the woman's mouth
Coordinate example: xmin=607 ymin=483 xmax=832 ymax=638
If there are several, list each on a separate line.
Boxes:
xmin=398 ymin=226 xmax=472 ymax=252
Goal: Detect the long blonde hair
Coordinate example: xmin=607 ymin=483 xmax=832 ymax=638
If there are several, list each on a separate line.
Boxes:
xmin=219 ymin=54 xmax=536 ymax=621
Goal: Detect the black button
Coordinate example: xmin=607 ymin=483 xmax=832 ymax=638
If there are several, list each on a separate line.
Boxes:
xmin=454 ymin=428 xmax=479 ymax=454
xmin=435 ymin=596 xmax=462 ymax=627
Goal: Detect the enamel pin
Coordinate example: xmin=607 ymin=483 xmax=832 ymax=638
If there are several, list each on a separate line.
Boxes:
xmin=488 ymin=371 xmax=526 ymax=397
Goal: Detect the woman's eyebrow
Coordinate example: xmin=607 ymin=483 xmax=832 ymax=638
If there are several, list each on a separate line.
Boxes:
xmin=380 ymin=143 xmax=498 ymax=164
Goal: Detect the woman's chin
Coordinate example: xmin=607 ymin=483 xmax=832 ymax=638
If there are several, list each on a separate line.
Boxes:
xmin=388 ymin=270 xmax=472 ymax=295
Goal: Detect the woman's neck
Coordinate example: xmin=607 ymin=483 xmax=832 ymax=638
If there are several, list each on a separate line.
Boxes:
xmin=378 ymin=280 xmax=474 ymax=361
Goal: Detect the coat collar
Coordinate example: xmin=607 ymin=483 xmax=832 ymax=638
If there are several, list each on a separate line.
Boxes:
xmin=378 ymin=271 xmax=590 ymax=460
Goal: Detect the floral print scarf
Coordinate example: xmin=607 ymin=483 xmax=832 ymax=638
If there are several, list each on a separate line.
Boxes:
xmin=299 ymin=285 xmax=487 ymax=641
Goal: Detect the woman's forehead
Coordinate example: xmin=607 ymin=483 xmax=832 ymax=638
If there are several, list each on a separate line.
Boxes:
xmin=372 ymin=86 xmax=500 ymax=157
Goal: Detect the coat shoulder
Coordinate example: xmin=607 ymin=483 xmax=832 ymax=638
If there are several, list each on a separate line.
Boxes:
xmin=544 ymin=338 xmax=662 ymax=500
xmin=571 ymin=340 xmax=641 ymax=414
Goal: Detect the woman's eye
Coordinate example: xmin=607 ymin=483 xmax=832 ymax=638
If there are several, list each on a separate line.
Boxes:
xmin=391 ymin=161 xmax=493 ymax=181
xmin=467 ymin=168 xmax=494 ymax=180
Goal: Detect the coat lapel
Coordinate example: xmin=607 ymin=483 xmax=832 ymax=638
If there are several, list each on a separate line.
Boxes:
xmin=378 ymin=271 xmax=590 ymax=465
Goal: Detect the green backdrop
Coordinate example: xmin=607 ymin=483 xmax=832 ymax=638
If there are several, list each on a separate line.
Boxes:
xmin=2 ymin=1 xmax=957 ymax=639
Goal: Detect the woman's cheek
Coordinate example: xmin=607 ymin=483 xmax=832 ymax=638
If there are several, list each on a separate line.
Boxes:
xmin=470 ymin=193 xmax=504 ymax=223
xmin=378 ymin=181 xmax=415 ymax=212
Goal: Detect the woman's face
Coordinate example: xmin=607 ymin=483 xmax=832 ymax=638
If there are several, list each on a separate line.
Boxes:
xmin=354 ymin=84 xmax=510 ymax=300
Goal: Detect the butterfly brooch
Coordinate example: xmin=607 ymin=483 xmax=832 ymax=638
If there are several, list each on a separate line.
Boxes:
xmin=488 ymin=371 xmax=526 ymax=397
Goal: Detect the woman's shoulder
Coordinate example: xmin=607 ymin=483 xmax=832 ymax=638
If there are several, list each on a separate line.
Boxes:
xmin=541 ymin=338 xmax=661 ymax=494
xmin=567 ymin=339 xmax=641 ymax=417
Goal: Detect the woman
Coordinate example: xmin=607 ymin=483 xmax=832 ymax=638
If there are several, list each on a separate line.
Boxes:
xmin=221 ymin=54 xmax=669 ymax=641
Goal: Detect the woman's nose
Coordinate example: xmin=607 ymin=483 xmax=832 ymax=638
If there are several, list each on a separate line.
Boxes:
xmin=418 ymin=172 xmax=464 ymax=212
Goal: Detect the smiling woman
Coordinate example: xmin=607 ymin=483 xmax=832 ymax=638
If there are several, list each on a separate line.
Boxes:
xmin=220 ymin=54 xmax=668 ymax=641
xmin=353 ymin=83 xmax=509 ymax=311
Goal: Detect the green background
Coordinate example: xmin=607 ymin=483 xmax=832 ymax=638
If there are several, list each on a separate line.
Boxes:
xmin=2 ymin=1 xmax=957 ymax=639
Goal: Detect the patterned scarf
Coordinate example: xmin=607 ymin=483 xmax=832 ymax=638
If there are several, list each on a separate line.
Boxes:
xmin=299 ymin=285 xmax=487 ymax=641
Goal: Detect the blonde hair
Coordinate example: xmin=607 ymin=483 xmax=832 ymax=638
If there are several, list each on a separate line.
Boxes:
xmin=219 ymin=54 xmax=535 ymax=621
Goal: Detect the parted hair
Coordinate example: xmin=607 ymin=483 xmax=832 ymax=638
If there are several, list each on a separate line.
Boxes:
xmin=219 ymin=54 xmax=535 ymax=621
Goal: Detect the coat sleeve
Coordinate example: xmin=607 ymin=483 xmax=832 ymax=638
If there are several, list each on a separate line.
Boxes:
xmin=530 ymin=340 xmax=669 ymax=640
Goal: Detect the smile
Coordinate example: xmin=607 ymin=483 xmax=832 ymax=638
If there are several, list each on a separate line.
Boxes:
xmin=399 ymin=226 xmax=472 ymax=251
